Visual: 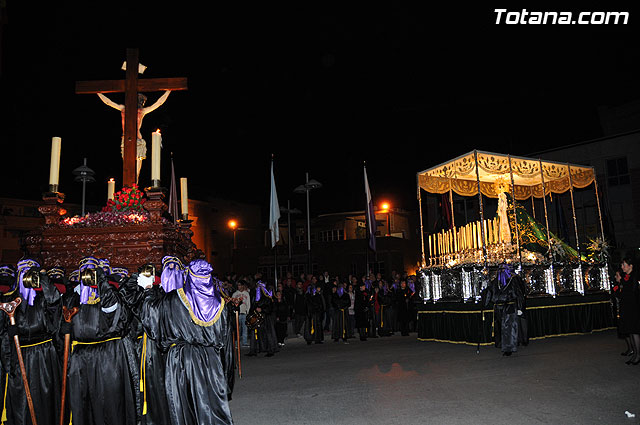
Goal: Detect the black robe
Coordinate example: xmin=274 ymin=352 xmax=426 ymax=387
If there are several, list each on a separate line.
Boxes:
xmin=273 ymin=299 xmax=289 ymax=344
xmin=119 ymin=278 xmax=169 ymax=425
xmin=331 ymin=292 xmax=351 ymax=341
xmin=377 ymin=291 xmax=394 ymax=336
xmin=483 ymin=274 xmax=528 ymax=353
xmin=394 ymin=287 xmax=412 ymax=336
xmin=354 ymin=289 xmax=372 ymax=338
xmin=1 ymin=275 xmax=61 ymax=425
xmin=65 ymin=271 xmax=140 ymax=425
xmin=618 ymin=272 xmax=640 ymax=334
xmin=141 ymin=287 xmax=235 ymax=425
xmin=248 ymin=289 xmax=278 ymax=355
xmin=304 ymin=292 xmax=325 ymax=343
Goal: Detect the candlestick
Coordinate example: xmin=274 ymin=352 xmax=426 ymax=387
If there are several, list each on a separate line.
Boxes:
xmin=151 ymin=130 xmax=162 ymax=186
xmin=49 ymin=137 xmax=62 ymax=191
xmin=180 ymin=177 xmax=189 ymax=218
xmin=107 ymin=178 xmax=115 ymax=201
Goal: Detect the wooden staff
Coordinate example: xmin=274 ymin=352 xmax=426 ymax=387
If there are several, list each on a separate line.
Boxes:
xmin=0 ymin=298 xmax=37 ymax=425
xmin=60 ymin=306 xmax=79 ymax=425
xmin=235 ymin=309 xmax=242 ymax=378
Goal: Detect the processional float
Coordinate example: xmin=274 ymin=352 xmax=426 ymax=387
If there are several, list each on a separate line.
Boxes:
xmin=416 ymin=150 xmax=610 ymax=302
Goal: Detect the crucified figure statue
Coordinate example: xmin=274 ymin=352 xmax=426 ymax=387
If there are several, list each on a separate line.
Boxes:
xmin=97 ymin=90 xmax=171 ymax=182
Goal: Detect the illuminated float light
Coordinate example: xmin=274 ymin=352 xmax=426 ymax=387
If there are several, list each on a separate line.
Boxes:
xmin=573 ymin=265 xmax=584 ymax=295
xmin=419 ymin=270 xmax=431 ymax=302
xmin=599 ymin=264 xmax=610 ymax=291
xmin=461 ymin=270 xmax=473 ymax=301
xmin=544 ymin=265 xmax=556 ymax=297
xmin=432 ymin=273 xmax=442 ymax=302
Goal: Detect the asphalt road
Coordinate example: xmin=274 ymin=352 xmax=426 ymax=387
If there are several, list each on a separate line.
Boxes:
xmin=229 ymin=329 xmax=640 ymax=425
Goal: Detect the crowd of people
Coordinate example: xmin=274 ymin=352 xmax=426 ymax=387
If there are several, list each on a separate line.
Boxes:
xmin=0 ymin=256 xmax=423 ymax=425
xmin=0 ymin=256 xmax=236 ymax=425
xmin=0 ymin=253 xmax=636 ymax=425
xmin=222 ymin=270 xmax=423 ymax=356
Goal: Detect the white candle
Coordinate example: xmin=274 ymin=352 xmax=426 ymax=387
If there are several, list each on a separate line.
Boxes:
xmin=107 ymin=178 xmax=115 ymax=201
xmin=180 ymin=177 xmax=188 ymax=216
xmin=151 ymin=130 xmax=162 ymax=182
xmin=49 ymin=137 xmax=62 ymax=186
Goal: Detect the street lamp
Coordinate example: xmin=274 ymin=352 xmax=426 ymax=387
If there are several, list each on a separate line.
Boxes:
xmin=380 ymin=202 xmax=391 ymax=236
xmin=228 ymin=219 xmax=238 ymax=273
xmin=294 ymin=172 xmax=322 ymax=273
xmin=72 ymin=158 xmax=95 ymax=216
xmin=228 ymin=219 xmax=238 ymax=249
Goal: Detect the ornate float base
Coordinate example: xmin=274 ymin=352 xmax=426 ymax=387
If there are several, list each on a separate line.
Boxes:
xmin=23 ymin=190 xmax=201 ymax=273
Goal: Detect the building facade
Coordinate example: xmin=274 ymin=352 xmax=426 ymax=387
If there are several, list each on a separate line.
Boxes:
xmin=534 ymin=129 xmax=640 ymax=258
xmin=251 ymin=207 xmax=421 ymax=281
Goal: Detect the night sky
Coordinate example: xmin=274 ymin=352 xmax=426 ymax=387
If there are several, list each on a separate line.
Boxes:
xmin=2 ymin=3 xmax=640 ymax=217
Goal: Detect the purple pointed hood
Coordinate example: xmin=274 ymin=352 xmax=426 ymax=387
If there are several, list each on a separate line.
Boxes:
xmin=17 ymin=259 xmax=39 ymax=306
xmin=255 ymin=281 xmax=273 ymax=302
xmin=181 ymin=259 xmax=222 ymax=323
xmin=497 ymin=263 xmax=512 ymax=288
xmin=161 ymin=256 xmax=184 ymax=292
xmin=78 ymin=256 xmax=100 ymax=305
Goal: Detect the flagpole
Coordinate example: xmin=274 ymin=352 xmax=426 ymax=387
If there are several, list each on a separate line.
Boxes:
xmin=270 ymin=155 xmax=281 ymax=289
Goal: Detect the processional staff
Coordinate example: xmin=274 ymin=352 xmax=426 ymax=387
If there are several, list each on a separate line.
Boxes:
xmin=0 ymin=298 xmax=38 ymax=425
xmin=60 ymin=306 xmax=79 ymax=425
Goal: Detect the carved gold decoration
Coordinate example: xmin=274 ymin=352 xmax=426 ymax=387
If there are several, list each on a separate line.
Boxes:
xmin=418 ymin=150 xmax=595 ymax=200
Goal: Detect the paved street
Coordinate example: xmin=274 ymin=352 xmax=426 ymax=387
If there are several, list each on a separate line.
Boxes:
xmin=230 ymin=329 xmax=640 ymax=425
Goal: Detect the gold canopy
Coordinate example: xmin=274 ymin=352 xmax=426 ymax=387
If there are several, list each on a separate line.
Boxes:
xmin=417 ymin=150 xmax=595 ymax=200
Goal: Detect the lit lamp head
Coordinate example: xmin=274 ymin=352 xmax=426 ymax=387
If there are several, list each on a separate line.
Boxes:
xmin=80 ymin=268 xmax=97 ymax=287
xmin=380 ymin=202 xmax=390 ymax=212
xmin=228 ymin=220 xmax=238 ymax=230
xmin=22 ymin=267 xmax=41 ymax=289
xmin=79 ymin=256 xmax=100 ymax=287
xmin=139 ymin=263 xmax=156 ymax=279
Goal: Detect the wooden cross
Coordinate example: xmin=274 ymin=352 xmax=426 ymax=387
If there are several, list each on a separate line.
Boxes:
xmin=76 ymin=48 xmax=188 ymax=187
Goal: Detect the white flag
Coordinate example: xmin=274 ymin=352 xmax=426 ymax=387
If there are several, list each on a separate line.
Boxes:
xmin=269 ymin=160 xmax=281 ymax=248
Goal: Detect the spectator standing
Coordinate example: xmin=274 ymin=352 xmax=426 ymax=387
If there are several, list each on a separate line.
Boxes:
xmin=232 ymin=281 xmax=251 ymax=347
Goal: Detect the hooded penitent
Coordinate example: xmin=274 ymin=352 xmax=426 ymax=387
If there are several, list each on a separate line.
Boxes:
xmin=47 ymin=266 xmax=66 ymax=294
xmin=0 ymin=264 xmax=16 ymax=292
xmin=78 ymin=256 xmax=100 ymax=304
xmin=17 ymin=258 xmax=40 ymax=305
xmin=161 ymin=256 xmax=185 ymax=292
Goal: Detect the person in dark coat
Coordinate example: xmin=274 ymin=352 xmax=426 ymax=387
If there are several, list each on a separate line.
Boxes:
xmin=304 ymin=284 xmax=325 ymax=345
xmin=2 ymin=259 xmax=62 ymax=425
xmin=394 ymin=280 xmax=412 ymax=336
xmin=273 ymin=291 xmax=289 ymax=347
xmin=140 ymin=259 xmax=235 ymax=424
xmin=354 ymin=282 xmax=372 ymax=341
xmin=66 ymin=256 xmax=140 ymax=425
xmin=247 ymin=281 xmax=278 ymax=357
xmin=292 ymin=281 xmax=307 ymax=338
xmin=331 ymin=284 xmax=350 ymax=343
xmin=482 ymin=263 xmax=528 ymax=356
xmin=377 ymin=282 xmax=394 ymax=337
xmin=619 ymin=257 xmax=640 ymax=365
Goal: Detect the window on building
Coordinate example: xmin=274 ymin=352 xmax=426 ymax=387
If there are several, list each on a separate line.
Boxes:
xmin=319 ymin=229 xmax=344 ymax=242
xmin=372 ymin=261 xmax=385 ymax=277
xmin=607 ymin=157 xmax=630 ymax=186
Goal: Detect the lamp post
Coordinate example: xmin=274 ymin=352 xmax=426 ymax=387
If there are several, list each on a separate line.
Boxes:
xmin=228 ymin=219 xmax=238 ymax=273
xmin=381 ymin=202 xmax=391 ymax=236
xmin=294 ymin=173 xmax=322 ymax=273
xmin=280 ymin=201 xmax=301 ymax=270
xmin=72 ymin=158 xmax=95 ymax=216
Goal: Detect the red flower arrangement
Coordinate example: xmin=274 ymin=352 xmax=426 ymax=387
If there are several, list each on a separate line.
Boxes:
xmin=103 ymin=184 xmax=147 ymax=213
